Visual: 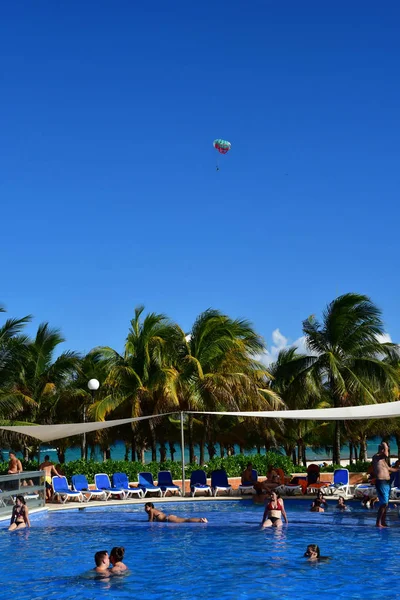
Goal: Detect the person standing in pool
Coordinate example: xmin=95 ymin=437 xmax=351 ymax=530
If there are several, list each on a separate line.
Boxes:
xmin=145 ymin=502 xmax=208 ymax=523
xmin=372 ymin=442 xmax=399 ymax=528
xmin=110 ymin=547 xmax=128 ymax=573
xmin=94 ymin=551 xmax=110 ymax=576
xmin=261 ymin=490 xmax=288 ymax=528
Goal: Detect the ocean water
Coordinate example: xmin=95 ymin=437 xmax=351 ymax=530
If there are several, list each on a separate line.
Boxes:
xmin=2 ymin=437 xmax=396 ymax=464
xmin=3 ymin=499 xmax=400 ymax=599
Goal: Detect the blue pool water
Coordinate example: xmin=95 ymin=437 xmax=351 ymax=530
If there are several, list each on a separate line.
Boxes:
xmin=3 ymin=499 xmax=400 ymax=600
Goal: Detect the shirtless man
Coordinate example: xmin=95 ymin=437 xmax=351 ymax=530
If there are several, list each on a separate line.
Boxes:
xmin=8 ymin=452 xmax=22 ymax=474
xmin=94 ymin=550 xmax=111 ymax=577
xmin=241 ymin=462 xmax=255 ymax=486
xmin=372 ymin=442 xmax=398 ymax=528
xmin=39 ymin=455 xmax=61 ymax=501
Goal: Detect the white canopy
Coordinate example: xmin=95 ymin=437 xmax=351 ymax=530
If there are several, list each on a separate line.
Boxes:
xmin=1 ymin=401 xmax=399 ymax=443
xmin=187 ymin=401 xmax=400 ymax=421
xmin=0 ymin=413 xmax=173 ymax=443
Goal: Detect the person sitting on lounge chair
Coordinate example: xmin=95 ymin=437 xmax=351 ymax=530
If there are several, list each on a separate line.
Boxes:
xmin=145 ymin=502 xmax=208 ymax=523
xmin=254 ymin=468 xmax=281 ymax=494
xmin=241 ymin=462 xmax=256 ymax=486
xmin=110 ymin=547 xmax=128 ymax=573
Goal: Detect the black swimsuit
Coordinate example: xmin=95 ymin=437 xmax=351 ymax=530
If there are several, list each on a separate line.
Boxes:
xmin=13 ymin=505 xmax=25 ymax=524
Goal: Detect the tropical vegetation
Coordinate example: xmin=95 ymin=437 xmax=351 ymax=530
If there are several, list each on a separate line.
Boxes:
xmin=0 ymin=294 xmax=399 ymax=467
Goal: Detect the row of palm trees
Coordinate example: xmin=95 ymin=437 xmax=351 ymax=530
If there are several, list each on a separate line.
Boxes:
xmin=1 ymin=294 xmax=399 ymax=465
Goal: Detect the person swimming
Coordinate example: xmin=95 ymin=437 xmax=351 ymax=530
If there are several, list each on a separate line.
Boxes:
xmin=304 ymin=544 xmax=330 ymax=561
xmin=110 ymin=547 xmax=128 ymax=573
xmin=144 ymin=502 xmax=207 ymax=523
xmin=336 ymin=496 xmax=348 ymax=511
xmin=93 ymin=550 xmax=111 ymax=578
xmin=310 ymin=491 xmax=328 ymax=512
xmin=261 ymin=490 xmax=288 ymax=528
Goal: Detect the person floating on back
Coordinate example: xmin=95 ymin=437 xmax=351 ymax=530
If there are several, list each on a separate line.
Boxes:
xmin=145 ymin=502 xmax=207 ymax=523
xmin=110 ymin=547 xmax=128 ymax=573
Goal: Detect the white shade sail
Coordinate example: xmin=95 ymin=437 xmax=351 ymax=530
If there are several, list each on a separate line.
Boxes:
xmin=1 ymin=401 xmax=399 ymax=443
xmin=0 ymin=413 xmax=173 ymax=443
xmin=187 ymin=401 xmax=400 ymax=421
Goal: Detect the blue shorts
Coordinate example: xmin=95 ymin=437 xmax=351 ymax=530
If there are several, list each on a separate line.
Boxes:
xmin=375 ymin=479 xmax=391 ymax=506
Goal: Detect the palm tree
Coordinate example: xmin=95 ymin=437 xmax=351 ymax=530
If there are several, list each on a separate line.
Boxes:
xmin=301 ymin=293 xmax=400 ymax=464
xmin=269 ymin=347 xmax=325 ymax=465
xmin=178 ymin=309 xmax=283 ymax=464
xmin=91 ymin=306 xmax=183 ymax=461
xmin=3 ymin=323 xmax=80 ymax=458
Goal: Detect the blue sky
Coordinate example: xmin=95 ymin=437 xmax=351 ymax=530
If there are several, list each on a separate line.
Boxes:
xmin=1 ymin=1 xmax=399 ymax=357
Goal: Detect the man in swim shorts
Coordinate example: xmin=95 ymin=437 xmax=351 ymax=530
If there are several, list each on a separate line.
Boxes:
xmin=372 ymin=442 xmax=398 ymax=528
xmin=39 ymin=455 xmax=61 ymax=502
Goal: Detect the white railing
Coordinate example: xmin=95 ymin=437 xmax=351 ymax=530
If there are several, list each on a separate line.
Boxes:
xmin=0 ymin=471 xmax=46 ymax=519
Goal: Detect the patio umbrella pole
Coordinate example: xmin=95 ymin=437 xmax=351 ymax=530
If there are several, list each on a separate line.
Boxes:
xmin=180 ymin=412 xmax=185 ymax=497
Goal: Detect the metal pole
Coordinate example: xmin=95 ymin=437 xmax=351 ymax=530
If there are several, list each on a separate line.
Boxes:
xmin=180 ymin=412 xmax=185 ymax=497
xmin=82 ymin=405 xmax=86 ymax=460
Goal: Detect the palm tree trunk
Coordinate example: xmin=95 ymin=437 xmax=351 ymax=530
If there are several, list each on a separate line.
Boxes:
xmin=297 ymin=438 xmax=303 ymax=468
xmin=239 ymin=445 xmax=244 ymax=455
xmin=169 ymin=442 xmax=175 ymax=461
xmin=149 ymin=420 xmax=157 ymax=462
xmin=333 ymin=421 xmax=341 ymax=465
xmin=395 ymin=434 xmax=400 ymax=459
xmin=139 ymin=447 xmax=145 ymax=463
xmin=302 ymin=445 xmax=307 ymax=467
xmin=159 ymin=440 xmax=167 ymax=463
xmin=256 ymin=444 xmax=261 ymax=454
xmin=131 ymin=433 xmax=137 ymax=462
xmin=199 ymin=439 xmax=205 ymax=465
xmin=359 ymin=435 xmax=368 ymax=462
xmin=207 ymin=443 xmax=216 ymax=460
xmin=124 ymin=444 xmax=129 ymax=461
xmin=292 ymin=449 xmax=297 ymax=464
xmin=220 ymin=443 xmax=225 ymax=458
xmin=349 ymin=442 xmax=353 ymax=465
xmin=354 ymin=444 xmax=358 ymax=462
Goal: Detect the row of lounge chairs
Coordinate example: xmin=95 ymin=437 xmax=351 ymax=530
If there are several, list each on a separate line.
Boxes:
xmin=52 ymin=469 xmax=234 ymax=503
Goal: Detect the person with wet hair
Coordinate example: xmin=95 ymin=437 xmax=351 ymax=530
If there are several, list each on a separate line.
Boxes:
xmin=110 ymin=546 xmax=128 ymax=572
xmin=9 ymin=495 xmax=30 ymax=530
xmin=94 ymin=550 xmax=110 ymax=576
xmin=304 ymin=544 xmax=330 ymax=561
xmin=310 ymin=490 xmax=328 ymax=512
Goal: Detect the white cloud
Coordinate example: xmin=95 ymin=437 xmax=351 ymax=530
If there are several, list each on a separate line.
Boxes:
xmin=257 ymin=328 xmax=309 ymax=366
xmin=258 ymin=329 xmax=393 ymax=366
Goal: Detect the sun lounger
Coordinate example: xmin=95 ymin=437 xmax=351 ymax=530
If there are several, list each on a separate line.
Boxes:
xmin=320 ymin=469 xmax=351 ymax=496
xmin=238 ymin=469 xmax=258 ymax=495
xmin=138 ymin=472 xmax=162 ymax=497
xmin=52 ymin=476 xmax=84 ymax=504
xmin=190 ymin=470 xmax=211 ymax=497
xmin=112 ymin=473 xmax=144 ymax=498
xmin=211 ymin=469 xmax=232 ymax=497
xmin=354 ymin=483 xmax=377 ymax=498
xmin=94 ymin=473 xmax=126 ymax=500
xmin=71 ymin=474 xmax=107 ymax=501
xmin=157 ymin=471 xmax=182 ymax=497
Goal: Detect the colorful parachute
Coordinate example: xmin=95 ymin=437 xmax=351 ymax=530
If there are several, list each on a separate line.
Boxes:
xmin=213 ymin=139 xmax=231 ymax=154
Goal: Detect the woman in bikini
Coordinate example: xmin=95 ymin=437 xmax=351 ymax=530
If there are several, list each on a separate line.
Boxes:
xmin=310 ymin=490 xmax=328 ymax=512
xmin=110 ymin=547 xmax=128 ymax=573
xmin=261 ymin=490 xmax=288 ymax=528
xmin=9 ymin=495 xmax=31 ymax=531
xmin=144 ymin=502 xmax=207 ymax=523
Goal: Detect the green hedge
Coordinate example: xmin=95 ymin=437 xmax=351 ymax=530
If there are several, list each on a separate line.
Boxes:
xmin=0 ymin=453 xmax=295 ymax=480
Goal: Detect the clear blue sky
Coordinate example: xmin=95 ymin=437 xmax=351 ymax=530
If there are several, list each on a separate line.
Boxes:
xmin=1 ymin=1 xmax=399 ymax=356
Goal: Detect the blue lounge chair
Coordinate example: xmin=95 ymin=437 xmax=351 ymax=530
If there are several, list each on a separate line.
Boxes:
xmin=211 ymin=469 xmax=232 ymax=497
xmin=52 ymin=476 xmax=84 ymax=504
xmin=190 ymin=470 xmax=211 ymax=497
xmin=112 ymin=473 xmax=144 ymax=498
xmin=94 ymin=473 xmax=126 ymax=500
xmin=238 ymin=469 xmax=258 ymax=495
xmin=71 ymin=474 xmax=107 ymax=501
xmin=320 ymin=468 xmax=350 ymax=496
xmin=157 ymin=471 xmax=182 ymax=497
xmin=138 ymin=472 xmax=162 ymax=497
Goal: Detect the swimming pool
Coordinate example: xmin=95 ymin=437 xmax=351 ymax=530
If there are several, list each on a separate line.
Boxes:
xmin=3 ymin=499 xmax=400 ymax=600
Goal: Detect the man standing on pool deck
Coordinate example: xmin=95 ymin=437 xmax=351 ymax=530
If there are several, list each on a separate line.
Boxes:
xmin=8 ymin=451 xmax=22 ymax=474
xmin=372 ymin=442 xmax=398 ymax=528
xmin=39 ymin=455 xmax=61 ymax=501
